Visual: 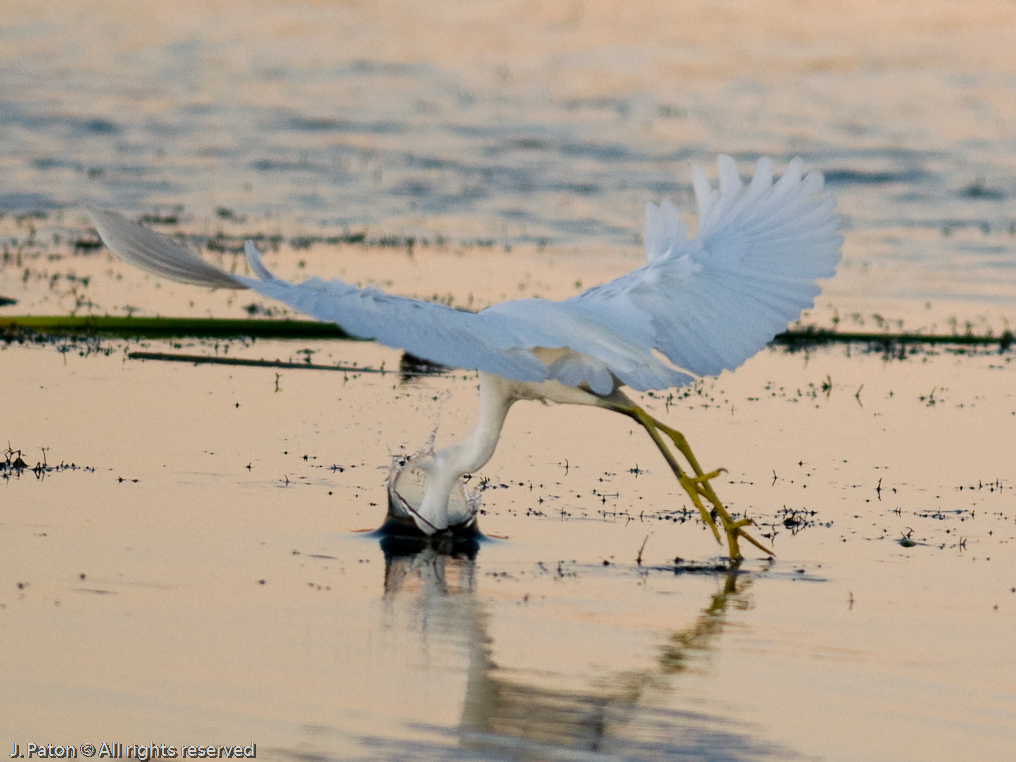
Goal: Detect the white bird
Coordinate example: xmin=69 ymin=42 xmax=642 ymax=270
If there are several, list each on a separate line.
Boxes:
xmin=89 ymin=155 xmax=841 ymax=561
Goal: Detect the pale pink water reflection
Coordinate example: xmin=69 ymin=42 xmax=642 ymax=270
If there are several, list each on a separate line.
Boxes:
xmin=3 ymin=261 xmax=1014 ymax=760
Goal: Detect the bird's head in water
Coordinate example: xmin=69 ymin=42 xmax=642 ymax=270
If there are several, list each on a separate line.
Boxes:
xmin=385 ymin=449 xmax=482 ymax=535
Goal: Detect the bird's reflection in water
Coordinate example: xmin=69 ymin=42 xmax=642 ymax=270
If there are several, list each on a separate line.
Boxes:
xmin=380 ymin=534 xmax=479 ymax=599
xmin=378 ymin=532 xmax=789 ymax=761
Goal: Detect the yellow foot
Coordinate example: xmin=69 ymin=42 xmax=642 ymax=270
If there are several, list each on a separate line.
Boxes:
xmin=677 ymin=466 xmax=772 ymax=562
xmin=609 ymin=399 xmax=774 ymax=562
xmin=716 ymin=514 xmax=773 ymax=562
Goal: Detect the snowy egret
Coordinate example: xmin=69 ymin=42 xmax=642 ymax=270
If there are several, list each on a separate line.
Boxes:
xmin=89 ymin=155 xmax=841 ymax=560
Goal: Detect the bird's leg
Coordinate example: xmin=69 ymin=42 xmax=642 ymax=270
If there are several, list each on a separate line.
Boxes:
xmin=646 ymin=413 xmax=774 ymax=559
xmin=628 ymin=411 xmax=724 ymax=544
xmin=603 ymin=397 xmax=772 ymax=561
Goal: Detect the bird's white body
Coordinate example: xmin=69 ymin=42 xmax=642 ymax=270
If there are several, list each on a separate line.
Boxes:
xmin=89 ymin=155 xmax=842 ymax=554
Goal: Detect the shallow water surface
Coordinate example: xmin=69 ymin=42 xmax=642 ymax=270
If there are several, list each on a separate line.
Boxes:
xmin=3 ymin=282 xmax=1015 ymax=761
xmin=2 ymin=1 xmax=1016 ymax=760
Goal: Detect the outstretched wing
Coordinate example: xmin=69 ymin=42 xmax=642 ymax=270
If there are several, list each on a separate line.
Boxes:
xmin=88 ymin=208 xmax=551 ymax=382
xmin=560 ymin=155 xmax=842 ymax=378
xmin=237 ymin=257 xmax=555 ymax=381
xmin=89 ymin=155 xmax=841 ymax=394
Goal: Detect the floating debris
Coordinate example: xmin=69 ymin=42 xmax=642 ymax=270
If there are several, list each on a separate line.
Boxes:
xmin=2 ymin=444 xmax=94 ymax=480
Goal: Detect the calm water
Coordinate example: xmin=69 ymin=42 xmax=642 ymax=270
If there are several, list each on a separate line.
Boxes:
xmin=2 ymin=1 xmax=1015 ymax=278
xmin=2 ymin=2 xmax=1016 ymax=761
xmin=3 ymin=335 xmax=1015 ymax=762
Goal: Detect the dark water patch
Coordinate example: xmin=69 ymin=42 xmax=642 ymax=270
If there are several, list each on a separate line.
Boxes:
xmin=822 ymin=167 xmax=929 ymax=186
xmin=76 ymin=117 xmax=119 ymax=135
xmin=390 ymin=179 xmax=435 ymax=198
xmin=284 ymin=114 xmax=406 ymax=136
xmin=549 ymin=181 xmax=602 ymax=196
xmin=403 ymin=153 xmax=472 ymax=172
xmin=559 ymin=140 xmax=633 ymax=163
xmin=506 ymin=137 xmax=549 ymax=150
xmin=347 ymin=58 xmax=421 ymax=78
xmin=553 ymin=216 xmax=629 ymax=239
xmin=563 ymin=95 xmax=636 ymax=118
xmin=250 ymin=157 xmax=309 ymax=173
xmin=30 ymin=157 xmax=85 ymax=171
xmin=960 ymin=178 xmax=1006 ymax=200
xmin=0 ymin=192 xmax=58 ymax=212
xmin=3 ymin=107 xmax=116 ymax=135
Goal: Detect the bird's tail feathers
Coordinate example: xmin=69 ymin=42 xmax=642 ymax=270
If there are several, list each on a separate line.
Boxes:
xmin=88 ymin=208 xmax=248 ymax=290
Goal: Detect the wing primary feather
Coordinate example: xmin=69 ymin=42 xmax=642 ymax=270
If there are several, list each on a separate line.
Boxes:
xmin=745 ymin=156 xmax=774 ymax=200
xmin=244 ymin=241 xmax=276 ymax=281
xmin=717 ymin=154 xmax=743 ymax=198
xmin=643 ymin=198 xmax=687 ymax=263
xmin=88 ymin=208 xmax=247 ymax=290
xmin=691 ymin=164 xmax=716 ymax=225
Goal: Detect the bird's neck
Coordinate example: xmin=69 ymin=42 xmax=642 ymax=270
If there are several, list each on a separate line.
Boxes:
xmin=448 ymin=374 xmax=517 ymax=473
xmin=417 ymin=374 xmax=518 ymax=531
